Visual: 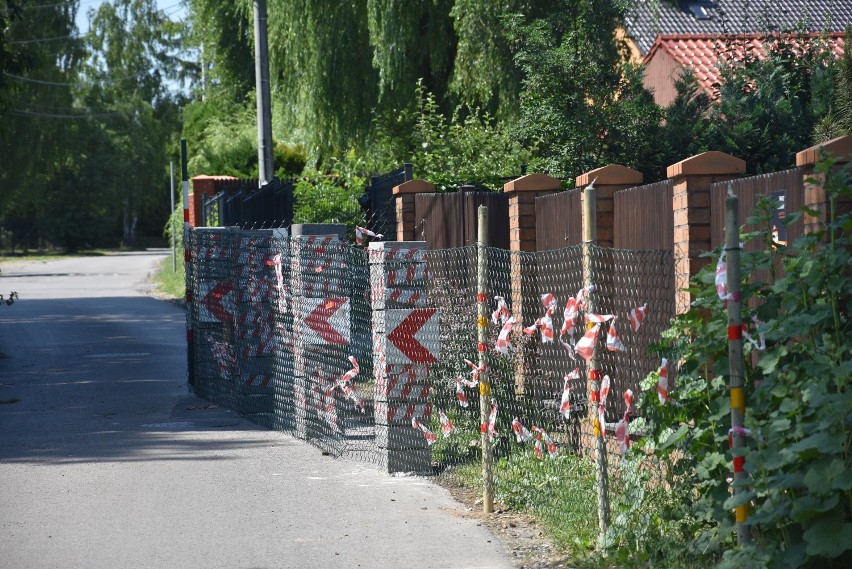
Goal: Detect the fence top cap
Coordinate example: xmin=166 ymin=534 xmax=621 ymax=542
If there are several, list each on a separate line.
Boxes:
xmin=667 ymin=151 xmax=746 ymax=179
xmin=576 ymin=164 xmax=643 ymax=187
xmin=796 ymin=135 xmax=852 ymax=167
xmin=503 ymin=173 xmax=560 ymax=193
xmin=191 ymin=175 xmax=240 ymax=180
xmin=392 ymin=179 xmax=435 ymax=195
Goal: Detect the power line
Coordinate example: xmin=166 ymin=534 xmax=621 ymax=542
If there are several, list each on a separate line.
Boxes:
xmin=9 ymin=34 xmax=80 ymax=45
xmin=3 ymin=70 xmax=147 ymax=86
xmin=3 ymin=72 xmax=74 ymax=86
xmin=1 ymin=0 xmax=102 ymax=12
xmin=6 ymin=108 xmax=129 ymax=119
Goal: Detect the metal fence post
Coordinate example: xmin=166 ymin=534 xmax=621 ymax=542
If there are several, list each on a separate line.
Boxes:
xmin=181 ymin=139 xmax=194 ymax=389
xmin=170 ymin=161 xmax=177 ymax=273
xmin=725 ymin=184 xmax=751 ymax=544
xmin=583 ymin=180 xmax=610 ymax=536
xmin=477 ymin=205 xmax=494 ymax=514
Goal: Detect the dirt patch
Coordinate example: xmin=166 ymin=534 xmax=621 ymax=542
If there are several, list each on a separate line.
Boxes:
xmin=440 ymin=482 xmax=577 ymax=569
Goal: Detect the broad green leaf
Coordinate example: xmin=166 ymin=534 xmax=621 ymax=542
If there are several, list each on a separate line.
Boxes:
xmin=697 ymin=452 xmax=727 ymax=479
xmin=660 ymin=424 xmax=689 ymax=450
xmin=723 ymin=490 xmax=754 ymax=509
xmin=769 ymin=383 xmax=789 ymax=398
xmin=790 ymin=493 xmax=839 ymax=523
xmin=789 ymin=431 xmax=840 ymax=456
xmin=803 ymin=458 xmax=849 ymax=492
xmin=803 ymin=512 xmax=852 ymax=557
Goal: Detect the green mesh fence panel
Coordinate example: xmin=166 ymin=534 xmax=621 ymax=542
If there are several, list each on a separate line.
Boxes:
xmin=188 ymin=228 xmax=683 ymax=556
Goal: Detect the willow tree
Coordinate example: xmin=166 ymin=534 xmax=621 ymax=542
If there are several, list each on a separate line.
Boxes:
xmin=263 ymin=0 xmax=377 ymax=162
xmin=186 ymin=0 xmax=254 ymax=101
xmin=449 ymin=0 xmax=558 ymax=119
xmin=366 ymin=0 xmax=455 ymax=110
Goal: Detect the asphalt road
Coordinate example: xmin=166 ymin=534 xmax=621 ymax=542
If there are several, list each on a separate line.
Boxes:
xmin=0 ymin=251 xmax=513 ymax=569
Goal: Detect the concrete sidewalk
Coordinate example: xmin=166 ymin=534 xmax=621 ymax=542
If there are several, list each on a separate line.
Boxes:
xmin=0 ymin=253 xmax=514 ymax=569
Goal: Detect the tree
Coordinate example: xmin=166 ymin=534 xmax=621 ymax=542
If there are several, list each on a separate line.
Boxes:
xmin=509 ymin=0 xmax=664 ymax=181
xmin=450 ymin=0 xmax=555 ymax=119
xmin=661 ymin=32 xmax=842 ymax=176
xmin=186 ymin=0 xmax=254 ymax=101
xmin=81 ymin=0 xmax=187 ymax=246
xmin=0 ymin=0 xmax=84 ymax=250
xmin=661 ymin=69 xmax=712 ymax=167
xmin=814 ymin=29 xmax=852 ymax=142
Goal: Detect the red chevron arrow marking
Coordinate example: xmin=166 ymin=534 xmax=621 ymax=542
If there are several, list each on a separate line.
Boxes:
xmin=200 ymin=281 xmax=233 ymax=323
xmin=304 ymin=297 xmax=348 ymax=345
xmin=387 ymin=309 xmax=438 ymax=364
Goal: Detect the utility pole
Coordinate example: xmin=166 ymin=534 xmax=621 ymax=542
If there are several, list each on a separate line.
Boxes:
xmin=253 ymin=0 xmax=274 ymax=187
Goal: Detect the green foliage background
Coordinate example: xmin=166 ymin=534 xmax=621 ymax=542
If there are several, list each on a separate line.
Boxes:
xmin=3 ymin=0 xmax=850 ymax=251
xmin=604 ymin=160 xmax=852 ymax=568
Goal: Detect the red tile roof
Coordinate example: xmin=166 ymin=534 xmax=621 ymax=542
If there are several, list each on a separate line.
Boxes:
xmin=644 ymin=32 xmax=846 ymax=99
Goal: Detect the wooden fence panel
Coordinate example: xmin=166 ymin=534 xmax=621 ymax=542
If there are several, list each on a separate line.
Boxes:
xmin=613 ymin=180 xmax=674 ymax=250
xmin=414 ymin=191 xmax=509 ymax=249
xmin=710 ymin=167 xmax=804 ymax=251
xmin=535 ymin=189 xmax=582 ymax=250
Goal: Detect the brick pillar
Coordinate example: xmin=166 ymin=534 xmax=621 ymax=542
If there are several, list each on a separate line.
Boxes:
xmin=576 ymin=165 xmax=643 ymax=248
xmin=189 ymin=176 xmax=236 ymax=227
xmin=668 ymin=151 xmax=746 ymax=313
xmin=369 ymin=241 xmax=435 ymax=474
xmin=392 ymin=179 xmax=435 ymax=241
xmin=796 ymin=135 xmax=852 ymax=235
xmin=504 ymin=174 xmax=560 ymax=394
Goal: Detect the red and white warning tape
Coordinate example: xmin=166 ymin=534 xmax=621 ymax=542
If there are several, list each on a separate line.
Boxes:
xmin=355 ymin=226 xmax=383 ymax=246
xmin=439 ymin=410 xmax=456 ymax=437
xmin=494 ymin=316 xmax=515 ymax=355
xmin=628 ymin=303 xmax=648 ymax=331
xmin=491 ymin=295 xmax=511 ymax=325
xmin=376 ymin=401 xmax=433 ymax=423
xmin=657 ymin=358 xmax=669 ymax=405
xmin=560 ymin=368 xmax=580 ymax=420
xmin=512 ymin=417 xmax=533 ymax=444
xmin=411 ymin=416 xmax=437 ymax=445
xmin=606 ymin=317 xmax=626 ymax=352
xmin=531 ymin=426 xmax=558 ymax=459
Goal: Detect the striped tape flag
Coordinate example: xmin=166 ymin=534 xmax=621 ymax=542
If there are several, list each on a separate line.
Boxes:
xmin=495 ymin=316 xmax=516 ymax=355
xmin=411 ymin=416 xmax=437 ymax=445
xmin=512 ymin=417 xmax=534 ymax=444
xmin=628 ymin=303 xmax=648 ymax=331
xmin=355 ymin=226 xmax=383 ymax=246
xmin=439 ymin=410 xmax=456 ymax=437
xmin=606 ymin=317 xmax=626 ymax=352
xmin=560 ymin=368 xmax=580 ymax=420
xmin=657 ymin=358 xmax=669 ymax=405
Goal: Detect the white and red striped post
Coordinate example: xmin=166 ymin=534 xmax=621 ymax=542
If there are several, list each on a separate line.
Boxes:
xmin=181 ymin=138 xmax=194 ymax=388
xmin=369 ymin=240 xmax=434 ymax=473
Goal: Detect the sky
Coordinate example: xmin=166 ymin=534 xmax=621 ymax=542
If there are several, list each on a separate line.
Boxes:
xmin=75 ymin=0 xmax=187 ymax=35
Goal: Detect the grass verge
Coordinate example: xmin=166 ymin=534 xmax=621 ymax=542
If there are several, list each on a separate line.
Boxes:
xmin=0 ymin=250 xmax=109 ymax=264
xmin=153 ymin=255 xmax=185 ymax=300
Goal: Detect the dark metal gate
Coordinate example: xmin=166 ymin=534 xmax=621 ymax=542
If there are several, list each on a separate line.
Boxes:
xmin=358 ymin=164 xmax=413 ymax=239
xmin=202 ymin=178 xmax=295 ymax=228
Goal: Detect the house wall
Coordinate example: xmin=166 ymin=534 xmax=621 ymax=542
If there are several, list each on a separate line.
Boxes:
xmin=643 ymin=49 xmax=681 ymax=107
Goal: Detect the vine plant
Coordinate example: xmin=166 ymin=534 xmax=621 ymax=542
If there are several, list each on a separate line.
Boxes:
xmin=606 ymin=157 xmax=851 ymax=568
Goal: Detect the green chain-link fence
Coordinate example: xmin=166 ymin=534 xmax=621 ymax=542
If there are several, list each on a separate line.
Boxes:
xmin=187 ymin=226 xmax=682 ymax=556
